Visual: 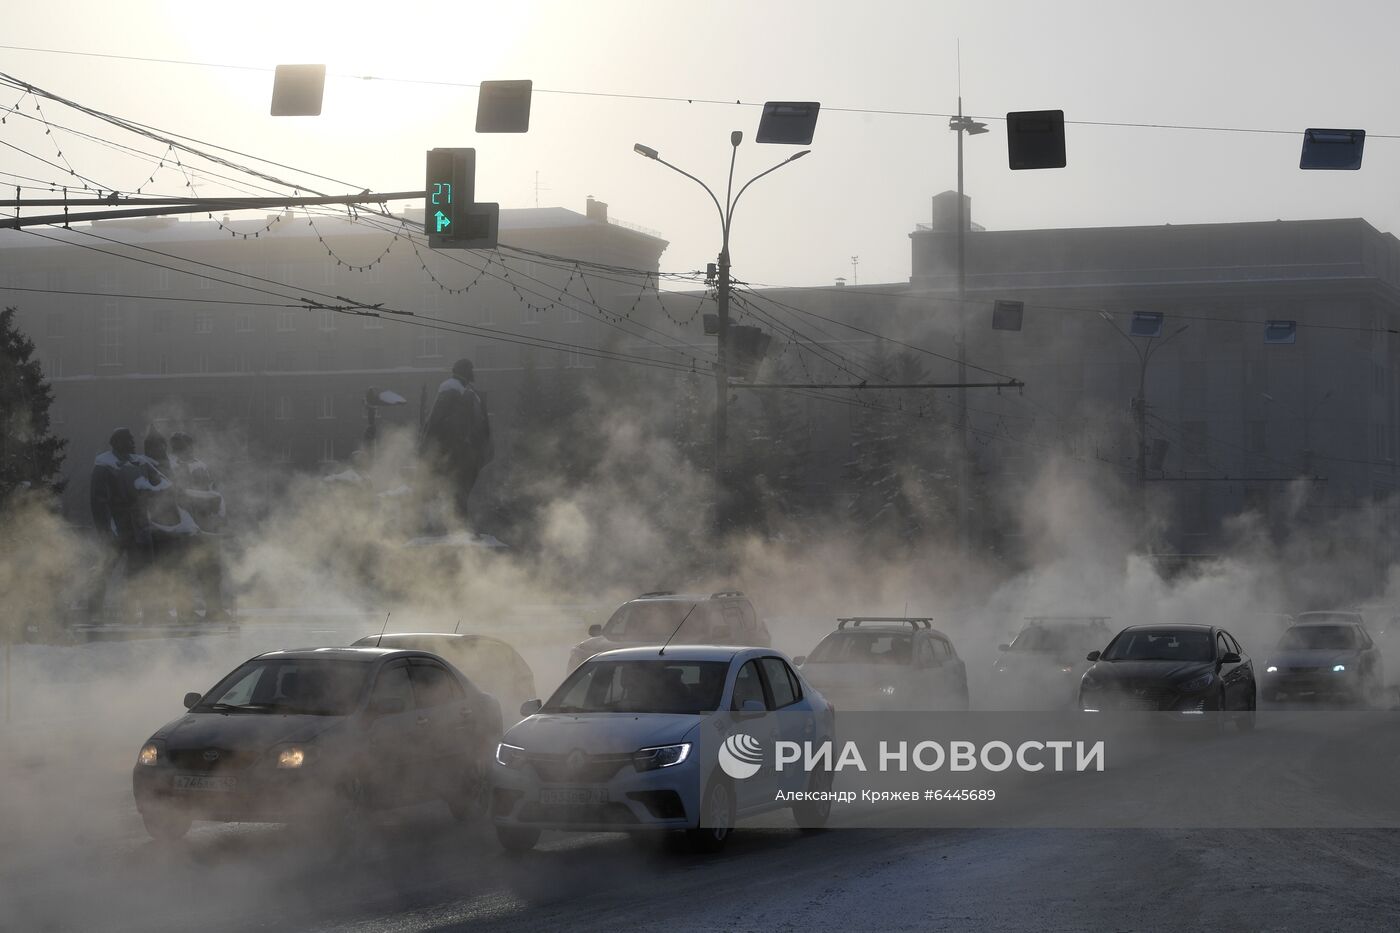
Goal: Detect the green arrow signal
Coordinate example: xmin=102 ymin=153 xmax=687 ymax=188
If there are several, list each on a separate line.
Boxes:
xmin=435 ymin=210 xmax=451 ymax=233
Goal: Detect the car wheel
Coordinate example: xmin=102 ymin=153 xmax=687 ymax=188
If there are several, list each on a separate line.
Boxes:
xmin=495 ymin=825 xmax=541 ymax=853
xmin=792 ymin=766 xmax=834 ymax=831
xmin=141 ymin=806 xmax=192 ymax=842
xmin=446 ymin=761 xmax=491 ymax=823
xmin=686 ymin=778 xmax=734 ymax=854
xmin=1235 ymin=689 xmax=1256 ymax=732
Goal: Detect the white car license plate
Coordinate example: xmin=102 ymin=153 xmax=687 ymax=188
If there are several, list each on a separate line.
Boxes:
xmin=174 ymin=773 xmax=238 ymax=792
xmin=539 ymin=786 xmax=607 ymax=806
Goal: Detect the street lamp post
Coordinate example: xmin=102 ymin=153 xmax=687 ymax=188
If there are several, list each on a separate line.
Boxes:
xmin=634 ymin=136 xmax=810 ymax=536
xmin=949 ymin=98 xmax=987 ymax=555
xmin=1099 ymin=313 xmax=1190 ymax=520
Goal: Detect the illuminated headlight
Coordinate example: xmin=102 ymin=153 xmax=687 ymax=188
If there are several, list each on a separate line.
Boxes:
xmin=633 ymin=742 xmax=691 ymax=771
xmin=137 ymin=742 xmax=161 ymax=767
xmin=496 ymin=743 xmax=527 ymax=768
xmin=1177 ymin=673 xmax=1215 ymax=693
xmin=1060 ymin=665 xmax=1075 ymax=673
xmin=276 ymin=746 xmax=306 ymax=769
xmin=1333 ymin=664 xmax=1347 ymax=673
xmin=879 ymin=685 xmax=897 ymax=696
xmin=1265 ymin=665 xmax=1278 ymax=673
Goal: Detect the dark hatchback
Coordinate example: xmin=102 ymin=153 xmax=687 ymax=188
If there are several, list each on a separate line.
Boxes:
xmin=1078 ymin=624 xmax=1256 ymax=726
xmin=132 ymin=647 xmax=502 ymax=840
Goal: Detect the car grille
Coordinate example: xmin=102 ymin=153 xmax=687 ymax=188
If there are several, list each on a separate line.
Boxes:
xmin=1095 ymin=685 xmax=1177 ymax=711
xmin=1287 ymin=666 xmax=1321 ymax=673
xmin=168 ymin=747 xmax=259 ymax=772
xmin=518 ymin=802 xmax=638 ymax=825
xmin=527 ymin=752 xmax=633 ymax=784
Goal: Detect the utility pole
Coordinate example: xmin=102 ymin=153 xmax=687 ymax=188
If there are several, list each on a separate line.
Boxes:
xmin=850 ymin=255 xmax=860 ymax=286
xmin=949 ymin=98 xmax=987 ymax=555
xmin=634 ymin=136 xmax=810 ymax=538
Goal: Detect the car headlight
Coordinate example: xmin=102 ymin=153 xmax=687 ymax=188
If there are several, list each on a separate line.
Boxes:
xmin=1265 ymin=665 xmax=1278 ymax=673
xmin=1080 ymin=676 xmax=1101 ymax=692
xmin=276 ymin=745 xmax=306 ymax=769
xmin=496 ymin=742 xmax=527 ymax=768
xmin=137 ymin=741 xmax=162 ymax=767
xmin=1178 ymin=673 xmax=1215 ymax=693
xmin=633 ymin=743 xmax=691 ymax=771
xmin=879 ymin=685 xmax=897 ymax=696
xmin=1333 ymin=664 xmax=1347 ymax=673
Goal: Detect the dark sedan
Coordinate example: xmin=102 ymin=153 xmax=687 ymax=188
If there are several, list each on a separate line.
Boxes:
xmin=132 ymin=647 xmax=502 ymax=841
xmin=1078 ymin=624 xmax=1256 ymax=727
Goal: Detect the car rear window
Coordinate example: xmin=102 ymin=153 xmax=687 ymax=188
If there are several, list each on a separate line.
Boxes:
xmin=807 ymin=632 xmax=913 ymax=664
xmin=1278 ymin=625 xmax=1360 ymax=650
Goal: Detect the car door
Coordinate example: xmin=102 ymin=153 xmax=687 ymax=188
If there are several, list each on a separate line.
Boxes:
xmin=1216 ymin=631 xmax=1246 ymax=710
xmin=408 ymin=658 xmax=475 ymax=800
xmin=363 ymin=660 xmax=419 ymax=804
xmin=928 ymin=636 xmax=968 ymax=708
xmin=728 ymin=659 xmax=779 ymax=813
xmin=759 ymin=657 xmax=814 ymax=796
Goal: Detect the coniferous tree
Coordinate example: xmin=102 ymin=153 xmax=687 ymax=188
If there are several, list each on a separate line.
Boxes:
xmin=0 ymin=306 xmax=66 ymax=503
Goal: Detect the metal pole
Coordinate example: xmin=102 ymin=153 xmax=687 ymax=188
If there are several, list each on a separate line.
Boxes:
xmin=1136 ymin=355 xmax=1149 ymax=520
xmin=715 ymin=243 xmax=731 ymax=536
xmin=955 ymin=96 xmax=971 ymax=555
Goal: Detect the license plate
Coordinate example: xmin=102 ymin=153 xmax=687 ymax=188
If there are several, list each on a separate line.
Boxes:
xmin=540 ymin=786 xmax=607 ymax=806
xmin=174 ymin=773 xmax=238 ymax=792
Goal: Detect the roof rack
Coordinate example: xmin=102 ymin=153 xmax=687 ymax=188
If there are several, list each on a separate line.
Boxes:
xmin=837 ymin=617 xmax=932 ymax=631
xmin=1024 ymin=615 xmax=1112 ymax=623
xmin=637 ymin=591 xmax=675 ymax=598
xmin=710 ymin=590 xmax=745 ymax=599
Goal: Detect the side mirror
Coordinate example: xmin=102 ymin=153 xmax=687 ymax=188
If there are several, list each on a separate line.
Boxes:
xmin=792 ymin=655 xmax=807 ymax=667
xmin=1086 ymin=650 xmax=1101 ymax=662
xmin=588 ymin=624 xmax=602 ymax=638
xmin=1220 ymin=652 xmax=1242 ymax=665
xmin=369 ymin=696 xmax=406 ymax=717
xmin=998 ymin=643 xmax=1011 ymax=652
xmin=734 ymin=698 xmax=766 ymax=718
xmin=183 ymin=692 xmax=202 ymax=710
xmin=519 ymin=698 xmax=543 ymax=717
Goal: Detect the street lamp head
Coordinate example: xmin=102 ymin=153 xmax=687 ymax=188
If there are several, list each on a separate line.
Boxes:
xmin=731 ymin=130 xmax=743 ymax=147
xmin=966 ymin=121 xmax=990 ymax=136
xmin=1262 ymin=393 xmax=1275 ymax=402
xmin=633 ymin=143 xmax=659 ymax=160
xmin=1098 ymin=311 xmax=1114 ymax=323
xmin=1171 ymin=324 xmax=1191 ymax=337
xmin=788 ymin=149 xmax=811 ymax=162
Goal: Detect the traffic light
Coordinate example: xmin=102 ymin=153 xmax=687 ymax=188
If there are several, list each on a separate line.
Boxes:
xmin=1006 ymin=110 xmax=1066 ymax=169
xmin=728 ymin=325 xmax=772 ymax=381
xmin=424 ymin=148 xmax=476 ymax=239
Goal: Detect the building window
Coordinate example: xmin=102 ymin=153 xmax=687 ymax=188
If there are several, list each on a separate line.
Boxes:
xmin=155 ymin=268 xmax=170 ymax=292
xmin=319 ymin=308 xmax=336 ymax=331
xmin=235 ymin=312 xmax=253 ymax=333
xmin=198 ymin=275 xmax=212 ymax=290
xmin=417 ymin=333 xmax=443 ymax=359
xmin=235 ymin=352 xmax=253 ymax=373
xmin=153 ymin=309 xmax=173 ymax=333
xmin=277 ymin=309 xmax=296 ymax=332
xmin=318 ymin=393 xmax=335 ymax=419
xmin=42 ymin=350 xmax=63 ymax=379
xmin=195 ymin=351 xmax=211 ymax=374
xmin=563 ymin=305 xmax=581 ymax=324
xmin=565 ymin=348 xmax=593 ymax=369
xmin=320 ymin=436 xmax=335 ymax=463
xmin=157 ymin=354 xmax=169 ymax=375
xmin=523 ymin=305 xmax=544 ymax=326
xmin=275 ymin=396 xmax=293 ymax=421
xmin=363 ymin=314 xmax=383 ymax=330
xmin=99 ymin=304 xmax=122 ymax=366
xmin=191 ymin=395 xmax=213 ymax=422
xmin=275 ymin=440 xmax=292 ymax=463
xmin=195 ymin=313 xmax=214 ymax=335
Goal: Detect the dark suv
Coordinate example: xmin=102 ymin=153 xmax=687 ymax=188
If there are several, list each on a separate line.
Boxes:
xmin=567 ymin=591 xmax=770 ymax=671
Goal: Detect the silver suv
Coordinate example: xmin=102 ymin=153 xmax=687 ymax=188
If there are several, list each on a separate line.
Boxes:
xmin=567 ymin=591 xmax=771 ymax=671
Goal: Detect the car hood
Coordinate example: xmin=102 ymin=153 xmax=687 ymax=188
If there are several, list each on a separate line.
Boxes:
xmin=993 ymin=653 xmax=1085 ymax=673
xmin=154 ymin=712 xmax=344 ymax=751
xmin=1266 ymin=649 xmax=1361 ymax=669
xmin=504 ymin=712 xmax=703 ymax=754
xmin=1084 ymin=659 xmax=1215 ymax=683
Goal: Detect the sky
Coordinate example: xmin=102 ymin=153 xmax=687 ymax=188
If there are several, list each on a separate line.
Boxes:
xmin=3 ymin=0 xmax=1400 ymax=288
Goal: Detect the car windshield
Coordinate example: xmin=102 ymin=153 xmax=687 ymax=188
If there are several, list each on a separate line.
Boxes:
xmin=542 ymin=659 xmax=728 ymax=714
xmin=197 ymin=659 xmax=371 ymax=716
xmin=602 ymin=601 xmax=707 ymax=640
xmin=1009 ymin=625 xmax=1102 ymax=655
xmin=1101 ymin=630 xmax=1213 ymax=662
xmin=1278 ymin=625 xmax=1360 ymax=650
xmin=807 ymin=632 xmax=913 ymax=664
